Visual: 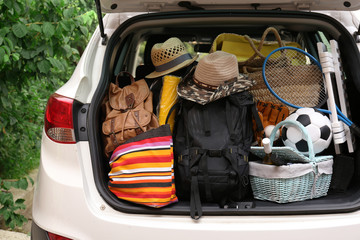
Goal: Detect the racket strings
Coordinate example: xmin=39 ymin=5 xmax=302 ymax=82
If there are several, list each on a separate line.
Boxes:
xmin=264 ymin=49 xmax=326 ymax=109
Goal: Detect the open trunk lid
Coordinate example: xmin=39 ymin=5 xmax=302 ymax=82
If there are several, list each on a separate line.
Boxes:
xmin=98 ymin=0 xmax=360 ymax=12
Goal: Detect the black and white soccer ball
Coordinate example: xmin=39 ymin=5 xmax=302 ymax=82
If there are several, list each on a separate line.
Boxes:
xmin=281 ymin=108 xmax=332 ymax=155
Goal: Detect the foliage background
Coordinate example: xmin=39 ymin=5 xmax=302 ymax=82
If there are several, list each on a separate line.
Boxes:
xmin=0 ymin=0 xmax=97 ymax=179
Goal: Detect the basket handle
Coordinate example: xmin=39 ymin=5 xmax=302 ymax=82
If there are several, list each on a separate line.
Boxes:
xmin=239 ymin=27 xmax=284 ymax=65
xmin=269 ymin=120 xmax=315 ymax=160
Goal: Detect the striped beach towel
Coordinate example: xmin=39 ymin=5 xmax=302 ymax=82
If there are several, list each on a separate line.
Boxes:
xmin=108 ymin=124 xmax=178 ymax=208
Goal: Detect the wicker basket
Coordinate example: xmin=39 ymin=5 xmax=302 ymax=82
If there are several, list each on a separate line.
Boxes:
xmin=249 ymin=120 xmax=333 ymax=203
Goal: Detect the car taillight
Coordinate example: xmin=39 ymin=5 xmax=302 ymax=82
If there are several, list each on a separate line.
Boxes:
xmin=48 ymin=232 xmax=72 ymax=240
xmin=44 ymin=93 xmax=76 ymax=144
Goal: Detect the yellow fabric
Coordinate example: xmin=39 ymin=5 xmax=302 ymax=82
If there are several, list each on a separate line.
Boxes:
xmin=211 ymin=33 xmax=302 ymax=62
xmin=158 ymin=75 xmax=181 ymax=132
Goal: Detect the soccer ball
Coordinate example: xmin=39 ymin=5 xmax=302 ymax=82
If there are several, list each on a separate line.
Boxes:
xmin=281 ymin=108 xmax=332 ymax=155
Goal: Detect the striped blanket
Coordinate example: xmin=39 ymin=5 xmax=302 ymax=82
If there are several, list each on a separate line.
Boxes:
xmin=108 ymin=124 xmax=178 ymax=208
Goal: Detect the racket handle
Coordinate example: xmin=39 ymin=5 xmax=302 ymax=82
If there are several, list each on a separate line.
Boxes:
xmin=350 ymin=124 xmax=360 ymax=138
xmin=332 ymin=121 xmax=346 ymax=144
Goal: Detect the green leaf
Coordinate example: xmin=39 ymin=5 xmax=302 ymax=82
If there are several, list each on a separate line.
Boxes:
xmin=63 ymin=8 xmax=74 ymax=19
xmin=1 ymin=96 xmax=12 ymax=108
xmin=4 ymin=38 xmax=14 ymax=51
xmin=21 ymin=49 xmax=34 ymax=60
xmin=48 ymin=57 xmax=65 ymax=71
xmin=0 ymin=27 xmax=10 ymax=37
xmin=29 ymin=24 xmax=42 ymax=33
xmin=1 ymin=45 xmax=11 ymax=55
xmin=12 ymin=52 xmax=20 ymax=61
xmin=18 ymin=178 xmax=28 ymax=190
xmin=79 ymin=26 xmax=88 ymax=36
xmin=26 ymin=61 xmax=36 ymax=72
xmin=62 ymin=44 xmax=72 ymax=57
xmin=3 ymin=1 xmax=13 ymax=10
xmin=9 ymin=116 xmax=17 ymax=126
xmin=42 ymin=22 xmax=55 ymax=38
xmin=12 ymin=22 xmax=28 ymax=38
xmin=0 ymin=48 xmax=5 ymax=65
xmin=50 ymin=0 xmax=60 ymax=7
xmin=15 ymin=198 xmax=25 ymax=204
xmin=28 ymin=177 xmax=34 ymax=186
xmin=37 ymin=59 xmax=51 ymax=73
xmin=59 ymin=20 xmax=71 ymax=32
xmin=3 ymin=210 xmax=10 ymax=221
xmin=3 ymin=54 xmax=9 ymax=63
xmin=13 ymin=1 xmax=22 ymax=15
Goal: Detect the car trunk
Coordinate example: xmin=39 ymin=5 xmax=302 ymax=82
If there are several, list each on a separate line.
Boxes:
xmin=88 ymin=9 xmax=360 ymax=217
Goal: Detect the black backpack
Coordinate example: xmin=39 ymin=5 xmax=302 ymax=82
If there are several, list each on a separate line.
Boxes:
xmin=173 ymin=91 xmax=261 ymax=219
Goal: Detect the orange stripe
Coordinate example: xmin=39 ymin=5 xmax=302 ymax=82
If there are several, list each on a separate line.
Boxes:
xmin=110 ymin=179 xmax=172 ymax=184
xmin=109 ymin=187 xmax=173 ymax=193
xmin=110 ymin=172 xmax=171 ymax=178
xmin=110 ymin=162 xmax=172 ymax=172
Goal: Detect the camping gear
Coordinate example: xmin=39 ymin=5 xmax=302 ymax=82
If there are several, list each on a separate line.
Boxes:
xmin=249 ymin=120 xmax=333 ymax=203
xmin=108 ymin=124 xmax=178 ymax=208
xmin=174 ymin=90 xmax=259 ymax=219
xmin=102 ymin=72 xmax=159 ymax=157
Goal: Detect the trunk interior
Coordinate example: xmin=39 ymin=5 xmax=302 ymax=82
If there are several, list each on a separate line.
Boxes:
xmin=88 ymin=10 xmax=360 ymax=216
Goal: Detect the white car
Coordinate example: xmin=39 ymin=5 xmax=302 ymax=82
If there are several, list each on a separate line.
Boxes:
xmin=32 ymin=1 xmax=360 ymax=239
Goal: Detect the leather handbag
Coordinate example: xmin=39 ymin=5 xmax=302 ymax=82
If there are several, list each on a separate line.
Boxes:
xmin=102 ymin=72 xmax=159 ymax=157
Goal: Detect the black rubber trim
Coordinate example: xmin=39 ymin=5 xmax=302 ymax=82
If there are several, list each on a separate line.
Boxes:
xmin=73 ymin=101 xmax=90 ymax=142
xmin=31 ymin=221 xmax=50 ymax=240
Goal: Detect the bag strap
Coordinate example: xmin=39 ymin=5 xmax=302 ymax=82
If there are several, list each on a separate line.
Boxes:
xmin=115 ymin=71 xmax=135 ymax=86
xmin=189 ymin=149 xmax=204 ymax=220
xmin=239 ymin=27 xmax=284 ymax=65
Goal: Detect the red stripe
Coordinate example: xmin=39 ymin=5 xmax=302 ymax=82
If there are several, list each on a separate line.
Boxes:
xmin=110 ymin=179 xmax=172 ymax=184
xmin=111 ymin=155 xmax=172 ymax=167
xmin=114 ymin=136 xmax=172 ymax=152
xmin=110 ymin=190 xmax=174 ymax=199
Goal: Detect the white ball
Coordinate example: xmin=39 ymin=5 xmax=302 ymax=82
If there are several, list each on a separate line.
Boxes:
xmin=281 ymin=108 xmax=332 ymax=155
xmin=264 ymin=125 xmax=280 ymax=140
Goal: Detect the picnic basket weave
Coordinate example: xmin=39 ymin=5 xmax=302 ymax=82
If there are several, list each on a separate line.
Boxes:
xmin=249 ymin=120 xmax=333 ymax=203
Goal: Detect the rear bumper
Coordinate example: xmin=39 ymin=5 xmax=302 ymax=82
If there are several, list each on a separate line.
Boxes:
xmin=32 ymin=135 xmax=360 ymax=240
xmin=31 ymin=221 xmax=48 ymax=240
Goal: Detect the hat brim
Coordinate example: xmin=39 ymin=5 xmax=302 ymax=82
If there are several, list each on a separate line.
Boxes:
xmin=146 ymin=55 xmax=198 ymax=79
xmin=177 ymin=74 xmax=255 ymax=105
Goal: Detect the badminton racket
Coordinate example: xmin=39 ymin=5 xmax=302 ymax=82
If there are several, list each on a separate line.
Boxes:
xmin=261 ymin=46 xmax=360 ymax=137
xmin=317 ymin=42 xmax=346 ymax=144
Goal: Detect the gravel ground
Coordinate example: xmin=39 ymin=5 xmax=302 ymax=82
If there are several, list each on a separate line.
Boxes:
xmin=0 ymin=230 xmax=30 ymax=240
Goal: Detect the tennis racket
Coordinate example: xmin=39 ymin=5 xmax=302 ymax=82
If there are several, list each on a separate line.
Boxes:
xmin=262 ymin=46 xmax=360 ymax=138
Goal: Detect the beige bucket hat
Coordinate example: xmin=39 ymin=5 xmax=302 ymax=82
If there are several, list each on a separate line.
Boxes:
xmin=146 ymin=37 xmax=198 ymax=79
xmin=177 ymin=51 xmax=255 ymax=105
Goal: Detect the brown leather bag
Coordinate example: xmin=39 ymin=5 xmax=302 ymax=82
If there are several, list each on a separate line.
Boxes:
xmin=102 ymin=72 xmax=159 ymax=157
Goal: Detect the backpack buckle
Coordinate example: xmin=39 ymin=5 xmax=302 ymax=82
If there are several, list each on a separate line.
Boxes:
xmin=207 ymin=149 xmax=222 ymax=157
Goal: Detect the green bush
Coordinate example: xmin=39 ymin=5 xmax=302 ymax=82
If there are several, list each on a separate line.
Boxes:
xmin=0 ymin=0 xmax=97 ymax=178
xmin=0 ymin=177 xmax=33 ymax=230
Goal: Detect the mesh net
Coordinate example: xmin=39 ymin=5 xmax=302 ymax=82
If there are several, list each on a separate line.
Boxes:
xmin=249 ymin=49 xmax=326 ymax=112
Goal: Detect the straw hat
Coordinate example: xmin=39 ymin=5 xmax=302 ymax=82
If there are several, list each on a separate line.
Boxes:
xmin=177 ymin=51 xmax=255 ymax=105
xmin=146 ymin=37 xmax=198 ymax=79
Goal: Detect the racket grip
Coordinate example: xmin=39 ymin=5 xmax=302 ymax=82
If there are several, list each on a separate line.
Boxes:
xmin=350 ymin=124 xmax=360 ymax=138
xmin=332 ymin=121 xmax=346 ymax=144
